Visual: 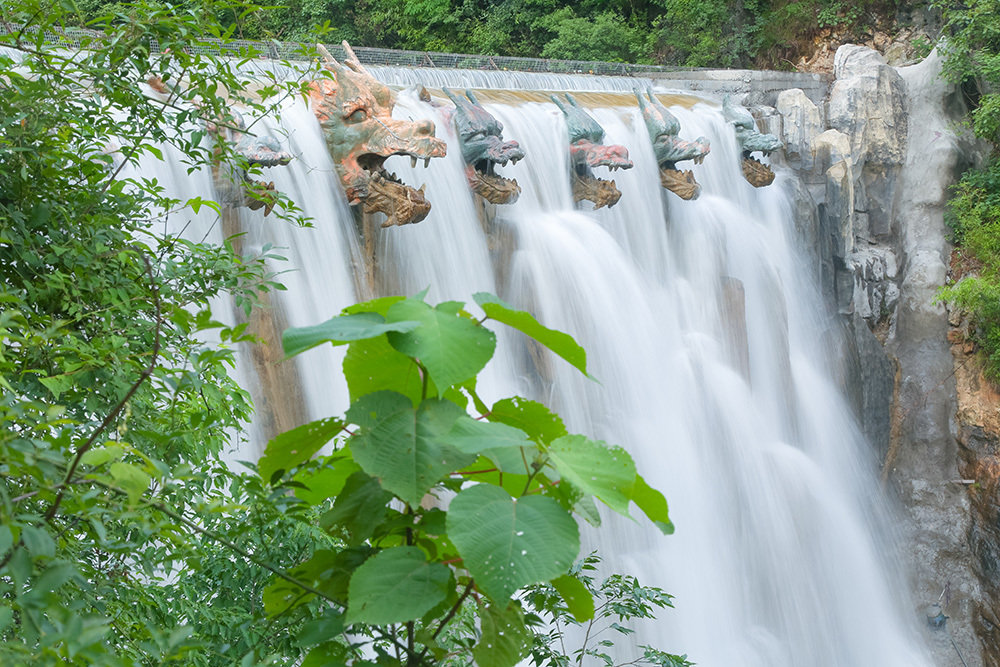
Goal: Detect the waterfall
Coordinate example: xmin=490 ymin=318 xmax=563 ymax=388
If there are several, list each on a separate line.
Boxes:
xmin=145 ymin=69 xmax=932 ymax=665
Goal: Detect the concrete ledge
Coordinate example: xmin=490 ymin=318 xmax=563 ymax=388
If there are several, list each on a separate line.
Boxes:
xmin=649 ymin=69 xmax=831 ymax=107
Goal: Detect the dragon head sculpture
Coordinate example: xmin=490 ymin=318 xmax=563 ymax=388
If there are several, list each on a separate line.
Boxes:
xmin=723 ymin=95 xmax=782 ymax=188
xmin=310 ymin=42 xmax=447 ymax=227
xmin=444 ymin=88 xmax=524 ymax=205
xmin=147 ymin=76 xmax=292 ymax=216
xmin=635 ymin=87 xmax=710 ymax=201
xmin=551 ymin=93 xmax=632 ymax=209
xmin=210 ymin=110 xmax=292 ymax=216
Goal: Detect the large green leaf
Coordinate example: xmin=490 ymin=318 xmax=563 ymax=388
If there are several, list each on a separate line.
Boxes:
xmin=342 ymin=335 xmax=427 ymax=405
xmin=385 ymin=297 xmax=496 ymax=394
xmin=282 ymin=312 xmax=422 ymax=358
xmin=343 ymin=295 xmax=407 ymax=317
xmin=447 ymin=484 xmax=579 ymax=601
xmin=442 ymin=417 xmax=537 ymax=474
xmin=632 ymin=474 xmax=674 ymax=535
xmin=474 ymin=292 xmax=592 ymax=379
xmin=297 ymin=609 xmax=345 ymax=647
xmin=345 ymin=547 xmax=451 ymax=625
xmin=292 ymin=449 xmax=361 ymax=505
xmin=258 ymin=417 xmax=345 ymax=484
xmin=473 ymin=602 xmax=532 ymax=667
xmin=300 ymin=642 xmax=348 ymax=667
xmin=490 ymin=397 xmax=567 ymax=445
xmin=441 ymin=416 xmax=531 ymax=454
xmin=550 ymin=574 xmax=595 ymax=622
xmin=347 ymin=391 xmax=474 ymax=507
xmin=546 ymin=435 xmax=636 ymax=515
xmin=320 ymin=472 xmax=392 ymax=546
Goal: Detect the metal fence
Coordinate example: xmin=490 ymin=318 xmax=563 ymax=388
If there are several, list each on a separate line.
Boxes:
xmin=0 ymin=23 xmax=702 ymax=77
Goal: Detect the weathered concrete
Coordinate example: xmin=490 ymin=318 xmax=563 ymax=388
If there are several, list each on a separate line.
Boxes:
xmin=648 ymin=68 xmax=831 ymax=107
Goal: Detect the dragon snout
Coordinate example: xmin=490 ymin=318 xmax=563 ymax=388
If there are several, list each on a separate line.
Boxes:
xmin=487 ymin=140 xmax=525 ymax=166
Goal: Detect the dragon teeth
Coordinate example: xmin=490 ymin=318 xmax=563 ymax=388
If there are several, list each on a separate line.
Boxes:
xmin=424 ymin=158 xmax=430 ymax=168
xmin=411 ymin=156 xmax=417 ymax=168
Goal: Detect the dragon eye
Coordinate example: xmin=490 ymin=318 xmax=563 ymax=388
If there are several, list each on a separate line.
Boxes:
xmin=348 ymin=109 xmax=368 ymax=123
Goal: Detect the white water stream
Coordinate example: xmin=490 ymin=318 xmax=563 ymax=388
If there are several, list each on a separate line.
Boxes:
xmin=148 ymin=69 xmax=931 ymax=665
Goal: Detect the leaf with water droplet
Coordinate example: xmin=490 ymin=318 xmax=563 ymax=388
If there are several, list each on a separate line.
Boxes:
xmin=473 ymin=601 xmax=532 ymax=667
xmin=346 ymin=546 xmax=450 ymax=625
xmin=347 ymin=391 xmax=474 ymax=506
xmin=386 ymin=296 xmax=496 ymax=394
xmin=546 ymin=435 xmax=635 ymax=515
xmin=447 ymin=484 xmax=579 ymax=600
xmin=551 ymin=574 xmax=595 ymax=622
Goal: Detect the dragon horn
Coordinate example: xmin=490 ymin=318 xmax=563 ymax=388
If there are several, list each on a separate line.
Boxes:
xmin=316 ymin=43 xmax=340 ymax=68
xmin=550 ymin=94 xmax=568 ymax=113
xmin=566 ymin=92 xmax=579 ymax=107
xmin=465 ymin=89 xmax=479 ymax=105
xmin=443 ymin=87 xmax=461 ymax=105
xmin=341 ymin=40 xmax=369 ymax=75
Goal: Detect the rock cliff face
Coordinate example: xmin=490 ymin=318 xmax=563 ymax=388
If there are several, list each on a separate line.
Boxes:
xmin=771 ymin=44 xmax=991 ymax=666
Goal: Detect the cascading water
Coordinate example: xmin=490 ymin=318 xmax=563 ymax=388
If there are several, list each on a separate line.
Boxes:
xmin=148 ymin=67 xmax=932 ymax=665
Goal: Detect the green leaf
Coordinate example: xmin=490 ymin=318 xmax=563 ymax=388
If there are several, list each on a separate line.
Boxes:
xmin=297 ymin=609 xmax=345 ymax=647
xmin=490 ymin=397 xmax=567 ymax=445
xmin=39 ymin=374 xmax=73 ymax=399
xmin=0 ymin=525 xmax=12 ymax=555
xmin=439 ymin=417 xmax=539 ymax=474
xmin=632 ymin=474 xmax=674 ymax=535
xmin=385 ymin=297 xmax=496 ymax=394
xmin=80 ymin=443 xmax=125 ymax=467
xmin=301 ymin=642 xmax=348 ymax=667
xmin=320 ymin=472 xmax=392 ymax=546
xmin=573 ymin=496 xmax=602 ymax=527
xmin=343 ymin=295 xmax=406 ymax=317
xmin=343 ymin=335 xmax=427 ymax=405
xmin=20 ymin=525 xmax=54 ymax=559
xmin=441 ymin=416 xmax=531 ymax=455
xmin=0 ymin=607 xmax=13 ymax=634
xmin=282 ymin=312 xmax=422 ymax=358
xmin=474 ymin=292 xmax=592 ymax=379
xmin=258 ymin=417 xmax=345 ymax=483
xmin=110 ymin=462 xmax=150 ymax=505
xmin=292 ymin=450 xmax=361 ymax=505
xmin=546 ymin=435 xmax=636 ymax=515
xmin=447 ymin=484 xmax=579 ymax=600
xmin=473 ymin=602 xmax=533 ymax=667
xmin=347 ymin=391 xmax=474 ymax=507
xmin=345 ymin=547 xmax=451 ymax=625
xmin=551 ymin=574 xmax=595 ymax=622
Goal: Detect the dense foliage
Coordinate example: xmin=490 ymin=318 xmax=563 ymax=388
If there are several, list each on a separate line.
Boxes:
xmin=71 ymin=0 xmax=904 ymax=68
xmin=935 ymin=0 xmax=1000 ymax=379
xmin=0 ymin=1 xmax=689 ymax=665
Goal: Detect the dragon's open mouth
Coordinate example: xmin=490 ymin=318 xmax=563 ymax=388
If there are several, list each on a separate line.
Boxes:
xmin=741 ymin=151 xmax=776 ymax=188
xmin=659 ymin=154 xmax=706 ymax=201
xmin=569 ymin=142 xmax=632 ymax=209
xmin=572 ymin=164 xmax=622 ymax=209
xmin=468 ymin=159 xmax=521 ymax=205
xmin=659 ymin=165 xmax=700 ymax=201
xmin=357 ymin=151 xmax=435 ymax=227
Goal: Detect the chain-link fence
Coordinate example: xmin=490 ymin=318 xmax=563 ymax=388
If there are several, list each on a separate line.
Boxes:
xmin=1 ymin=23 xmax=703 ymax=77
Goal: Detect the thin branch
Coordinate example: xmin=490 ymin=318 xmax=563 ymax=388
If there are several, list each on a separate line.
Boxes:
xmin=43 ymin=247 xmax=162 ymax=523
